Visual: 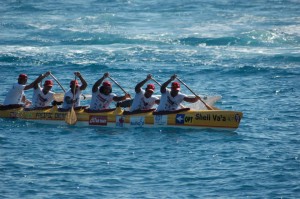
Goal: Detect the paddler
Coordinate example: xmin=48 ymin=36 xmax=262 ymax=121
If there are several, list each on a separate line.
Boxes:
xmin=62 ymin=72 xmax=87 ymax=109
xmin=3 ymin=72 xmax=52 ymax=107
xmin=31 ymin=72 xmax=56 ymax=108
xmin=129 ymin=74 xmax=160 ymax=112
xmin=156 ymin=74 xmax=201 ymax=111
xmin=89 ymin=72 xmax=131 ymax=110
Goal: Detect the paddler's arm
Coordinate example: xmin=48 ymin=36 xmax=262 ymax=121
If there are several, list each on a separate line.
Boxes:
xmin=75 ymin=72 xmax=87 ymax=91
xmin=92 ymin=72 xmax=109 ymax=93
xmin=24 ymin=71 xmax=51 ymax=90
xmin=135 ymin=74 xmax=152 ymax=93
xmin=183 ymin=95 xmax=201 ymax=103
xmin=160 ymin=74 xmax=177 ymax=93
xmin=113 ymin=93 xmax=131 ymax=102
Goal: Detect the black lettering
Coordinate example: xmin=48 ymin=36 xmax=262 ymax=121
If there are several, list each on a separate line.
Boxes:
xmin=213 ymin=115 xmax=219 ymax=121
xmin=212 ymin=114 xmax=227 ymax=122
xmin=184 ymin=116 xmax=193 ymax=123
xmin=55 ymin=113 xmax=66 ymax=119
xmin=195 ymin=113 xmax=210 ymax=121
xmin=222 ymin=116 xmax=226 ymax=121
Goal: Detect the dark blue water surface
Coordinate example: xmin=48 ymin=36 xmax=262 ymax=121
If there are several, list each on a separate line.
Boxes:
xmin=0 ymin=0 xmax=299 ymax=198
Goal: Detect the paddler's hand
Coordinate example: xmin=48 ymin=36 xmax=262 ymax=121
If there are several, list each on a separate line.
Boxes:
xmin=146 ymin=74 xmax=152 ymax=80
xmin=24 ymin=99 xmax=32 ymax=107
xmin=170 ymin=74 xmax=177 ymax=81
xmin=74 ymin=71 xmax=82 ymax=77
xmin=71 ymin=98 xmax=78 ymax=104
xmin=44 ymin=71 xmax=51 ymax=77
xmin=196 ymin=95 xmax=201 ymax=101
xmin=103 ymin=72 xmax=109 ymax=78
xmin=125 ymin=93 xmax=131 ymax=99
xmin=40 ymin=71 xmax=51 ymax=78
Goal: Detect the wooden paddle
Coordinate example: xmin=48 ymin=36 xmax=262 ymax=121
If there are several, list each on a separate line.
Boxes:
xmin=49 ymin=73 xmax=66 ymax=102
xmin=50 ymin=73 xmax=88 ymax=102
xmin=151 ymin=78 xmax=162 ymax=86
xmin=49 ymin=73 xmax=66 ymax=92
xmin=108 ymin=76 xmax=131 ymax=99
xmin=53 ymin=93 xmax=65 ymax=102
xmin=65 ymin=77 xmax=77 ymax=125
xmin=54 ymin=93 xmax=90 ymax=101
xmin=176 ymin=77 xmax=214 ymax=110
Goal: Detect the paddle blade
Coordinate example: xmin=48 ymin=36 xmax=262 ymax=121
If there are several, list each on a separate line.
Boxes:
xmin=186 ymin=96 xmax=221 ymax=110
xmin=65 ymin=107 xmax=77 ymax=125
xmin=53 ymin=93 xmax=65 ymax=102
xmin=54 ymin=93 xmax=91 ymax=101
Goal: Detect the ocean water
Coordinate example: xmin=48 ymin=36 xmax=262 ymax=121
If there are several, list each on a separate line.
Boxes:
xmin=0 ymin=0 xmax=299 ymax=198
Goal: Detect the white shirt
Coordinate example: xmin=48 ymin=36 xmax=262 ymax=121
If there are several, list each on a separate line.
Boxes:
xmin=3 ymin=83 xmax=26 ymax=105
xmin=90 ymin=90 xmax=117 ymax=110
xmin=62 ymin=88 xmax=82 ymax=109
xmin=156 ymin=89 xmax=186 ymax=111
xmin=130 ymin=89 xmax=159 ymax=111
xmin=31 ymin=86 xmax=54 ymax=108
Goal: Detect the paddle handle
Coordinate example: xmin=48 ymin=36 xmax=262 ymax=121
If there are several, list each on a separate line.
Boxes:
xmin=151 ymin=78 xmax=162 ymax=87
xmin=108 ymin=76 xmax=131 ymax=99
xmin=50 ymin=72 xmax=89 ymax=101
xmin=176 ymin=77 xmax=214 ymax=110
xmin=65 ymin=76 xmax=77 ymax=125
xmin=50 ymin=73 xmax=66 ymax=93
xmin=72 ymin=76 xmax=77 ymax=102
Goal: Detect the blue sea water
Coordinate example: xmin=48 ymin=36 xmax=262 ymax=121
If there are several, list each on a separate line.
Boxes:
xmin=0 ymin=0 xmax=299 ymax=198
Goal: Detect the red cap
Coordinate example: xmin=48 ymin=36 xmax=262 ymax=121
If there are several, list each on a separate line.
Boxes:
xmin=70 ymin=80 xmax=79 ymax=87
xmin=146 ymin=84 xmax=155 ymax=92
xmin=44 ymin=80 xmax=53 ymax=87
xmin=102 ymin=81 xmax=112 ymax=87
xmin=19 ymin=74 xmax=28 ymax=79
xmin=171 ymin=82 xmax=180 ymax=91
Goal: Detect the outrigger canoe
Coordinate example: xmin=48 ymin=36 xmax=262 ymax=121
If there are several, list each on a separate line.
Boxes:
xmin=0 ymin=104 xmax=243 ymax=131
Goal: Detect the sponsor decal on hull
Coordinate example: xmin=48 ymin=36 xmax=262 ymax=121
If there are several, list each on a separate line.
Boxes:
xmin=176 ymin=114 xmax=194 ymax=125
xmin=35 ymin=112 xmax=67 ymax=120
xmin=154 ymin=115 xmax=167 ymax=126
xmin=116 ymin=116 xmax=125 ymax=127
xmin=130 ymin=116 xmax=145 ymax=127
xmin=10 ymin=112 xmax=17 ymax=118
xmin=176 ymin=114 xmax=185 ymax=124
xmin=89 ymin=116 xmax=108 ymax=126
xmin=195 ymin=113 xmax=241 ymax=123
xmin=235 ymin=114 xmax=241 ymax=123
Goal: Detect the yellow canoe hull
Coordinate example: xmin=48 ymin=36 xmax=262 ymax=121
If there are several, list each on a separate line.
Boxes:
xmin=0 ymin=106 xmax=243 ymax=131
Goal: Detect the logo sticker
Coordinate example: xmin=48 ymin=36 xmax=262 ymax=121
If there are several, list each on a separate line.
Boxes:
xmin=235 ymin=114 xmax=241 ymax=123
xmin=130 ymin=116 xmax=145 ymax=127
xmin=89 ymin=116 xmax=107 ymax=126
xmin=176 ymin=114 xmax=185 ymax=124
xmin=154 ymin=115 xmax=167 ymax=125
xmin=116 ymin=116 xmax=125 ymax=127
xmin=10 ymin=112 xmax=17 ymax=118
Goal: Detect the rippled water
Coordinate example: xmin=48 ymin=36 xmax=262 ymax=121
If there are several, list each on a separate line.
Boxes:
xmin=0 ymin=0 xmax=299 ymax=198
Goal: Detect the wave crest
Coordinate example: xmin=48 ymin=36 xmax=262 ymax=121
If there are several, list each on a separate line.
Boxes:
xmin=177 ymin=30 xmax=299 ymax=47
